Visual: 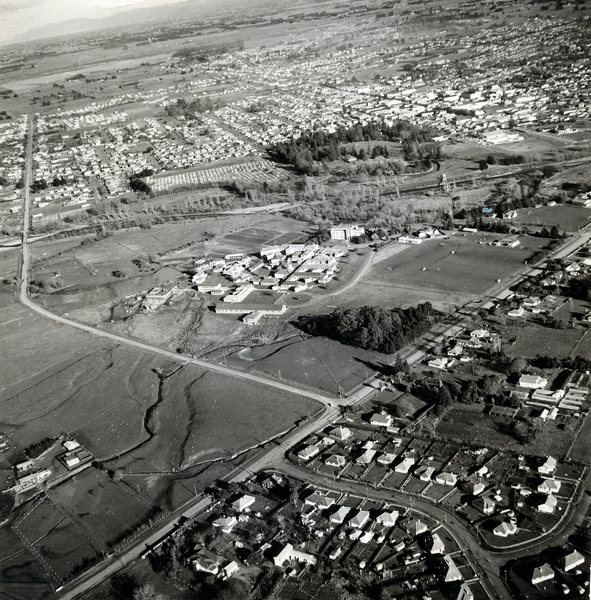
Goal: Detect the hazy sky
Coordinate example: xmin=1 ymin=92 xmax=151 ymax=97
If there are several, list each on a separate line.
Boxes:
xmin=0 ymin=0 xmax=181 ymax=42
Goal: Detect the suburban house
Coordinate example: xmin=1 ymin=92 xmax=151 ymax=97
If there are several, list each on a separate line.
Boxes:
xmin=493 ymin=521 xmax=517 ymax=537
xmin=426 ymin=533 xmax=445 ymax=554
xmin=370 ymin=412 xmax=393 ymax=428
xmin=394 ymin=457 xmax=415 ymax=473
xmin=531 ymin=563 xmax=555 ymax=585
xmin=349 ymin=510 xmax=371 ymax=529
xmin=192 ymin=549 xmax=224 ymax=575
xmin=376 ymin=510 xmax=399 ymax=527
xmin=232 ymin=494 xmax=255 ymax=512
xmin=325 ymin=454 xmax=346 ymax=468
xmin=330 ymin=505 xmax=351 ymax=524
xmin=561 ymin=550 xmax=585 ymax=572
xmin=537 ymin=494 xmax=557 ymax=514
xmin=538 ymin=456 xmax=557 ymax=475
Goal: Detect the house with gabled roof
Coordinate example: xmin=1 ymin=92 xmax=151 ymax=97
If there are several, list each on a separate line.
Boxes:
xmin=193 ymin=548 xmax=224 ymax=575
xmin=441 ymin=555 xmax=463 ymax=582
xmin=328 ymin=425 xmax=352 ymax=441
xmin=493 ymin=521 xmax=517 ymax=537
xmin=231 ymin=494 xmax=255 ymax=512
xmin=377 ymin=452 xmax=397 ymax=465
xmin=394 ymin=457 xmax=415 ymax=473
xmin=298 ymin=444 xmax=320 ymax=462
xmin=537 ymin=478 xmax=561 ymax=494
xmin=325 ymin=454 xmax=346 ymax=468
xmin=532 ymin=563 xmax=555 ymax=585
xmin=435 ymin=472 xmax=458 ymax=487
xmin=376 ymin=510 xmax=399 ymax=527
xmin=537 ymin=494 xmax=557 ymax=514
xmin=305 ymin=491 xmax=337 ymax=509
xmin=403 ymin=518 xmax=427 ymax=536
xmin=415 ymin=465 xmax=435 ymax=482
xmin=426 ymin=533 xmax=445 ymax=554
xmin=356 ymin=449 xmax=377 ymax=465
xmin=370 ymin=412 xmax=393 ymax=428
xmin=538 ymin=456 xmax=557 ymax=475
xmin=561 ymin=549 xmax=584 ymax=572
xmin=330 ymin=505 xmax=351 ymax=524
xmin=349 ymin=510 xmax=370 ymax=529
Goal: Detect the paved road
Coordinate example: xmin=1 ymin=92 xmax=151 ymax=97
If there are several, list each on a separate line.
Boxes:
xmin=274 ymin=460 xmax=511 ymax=600
xmin=14 ymin=116 xmax=591 ymax=599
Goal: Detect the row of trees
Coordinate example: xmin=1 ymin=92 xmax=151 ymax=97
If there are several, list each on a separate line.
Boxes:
xmin=295 ymin=303 xmax=435 ymax=354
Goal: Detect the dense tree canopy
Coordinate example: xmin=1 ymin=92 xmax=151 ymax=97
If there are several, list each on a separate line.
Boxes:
xmin=295 ymin=303 xmax=435 ymax=353
xmin=268 ymin=121 xmax=441 ymax=174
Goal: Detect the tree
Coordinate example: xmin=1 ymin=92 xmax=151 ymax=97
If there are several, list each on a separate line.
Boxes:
xmin=478 ymin=159 xmax=489 ymax=171
xmin=133 ymin=583 xmax=164 ymax=600
xmin=486 ymin=154 xmax=497 ymax=165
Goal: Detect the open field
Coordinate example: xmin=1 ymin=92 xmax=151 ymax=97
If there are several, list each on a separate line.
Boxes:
xmin=511 ymin=204 xmax=591 ymax=231
xmin=336 ymin=233 xmax=549 ymax=311
xmin=0 ymin=547 xmax=53 ymax=600
xmin=228 ymin=334 xmax=384 ymax=396
xmin=434 ymin=407 xmax=581 ymax=460
xmin=52 ymin=469 xmax=159 ymax=548
xmin=503 ymin=325 xmax=586 ymax=359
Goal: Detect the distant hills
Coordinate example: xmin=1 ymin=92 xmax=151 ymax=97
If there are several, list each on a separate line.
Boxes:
xmin=10 ymin=0 xmax=251 ymax=44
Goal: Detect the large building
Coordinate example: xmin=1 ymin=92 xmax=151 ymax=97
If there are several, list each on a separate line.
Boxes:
xmin=330 ymin=224 xmax=365 ymax=240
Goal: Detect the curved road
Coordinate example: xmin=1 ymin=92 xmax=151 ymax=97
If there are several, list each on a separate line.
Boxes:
xmin=15 ymin=116 xmax=591 ymax=600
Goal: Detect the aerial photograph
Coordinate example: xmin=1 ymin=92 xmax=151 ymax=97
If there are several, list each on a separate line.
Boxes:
xmin=0 ymin=0 xmax=589 ymax=598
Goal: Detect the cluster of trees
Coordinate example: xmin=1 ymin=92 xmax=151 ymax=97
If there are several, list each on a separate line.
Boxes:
xmin=528 ymin=354 xmax=591 ymax=371
xmin=24 ymin=436 xmax=57 ymax=459
xmin=129 ymin=176 xmax=152 ymax=195
xmin=268 ymin=121 xmax=440 ymax=174
xmin=295 ymin=303 xmax=435 ymax=354
xmin=172 ymin=40 xmax=244 ymax=62
xmin=165 ymin=96 xmax=226 ymax=118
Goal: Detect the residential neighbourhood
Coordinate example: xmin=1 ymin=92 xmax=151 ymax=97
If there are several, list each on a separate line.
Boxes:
xmin=0 ymin=1 xmax=590 ymax=600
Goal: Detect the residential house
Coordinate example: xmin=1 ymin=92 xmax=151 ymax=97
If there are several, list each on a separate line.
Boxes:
xmin=537 ymin=479 xmax=561 ymax=494
xmin=532 ymin=563 xmax=555 ymax=585
xmin=298 ymin=445 xmax=320 ymax=462
xmin=330 ymin=505 xmax=351 ymax=524
xmin=193 ymin=549 xmax=224 ymax=575
xmin=538 ymin=456 xmax=557 ymax=475
xmin=493 ymin=521 xmax=517 ymax=537
xmin=328 ymin=426 xmax=352 ymax=441
xmin=377 ymin=452 xmax=397 ymax=465
xmin=426 ymin=533 xmax=445 ymax=554
xmin=538 ymin=495 xmax=557 ymax=514
xmin=232 ymin=495 xmax=255 ymax=513
xmin=394 ymin=457 xmax=415 ymax=474
xmin=403 ymin=518 xmax=428 ymax=536
xmin=561 ymin=549 xmax=585 ymax=572
xmin=376 ymin=510 xmax=399 ymax=527
xmin=325 ymin=454 xmax=346 ymax=468
xmin=415 ymin=465 xmax=435 ymax=482
xmin=370 ymin=412 xmax=393 ymax=428
xmin=349 ymin=510 xmax=371 ymax=529
xmin=435 ymin=472 xmax=458 ymax=487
